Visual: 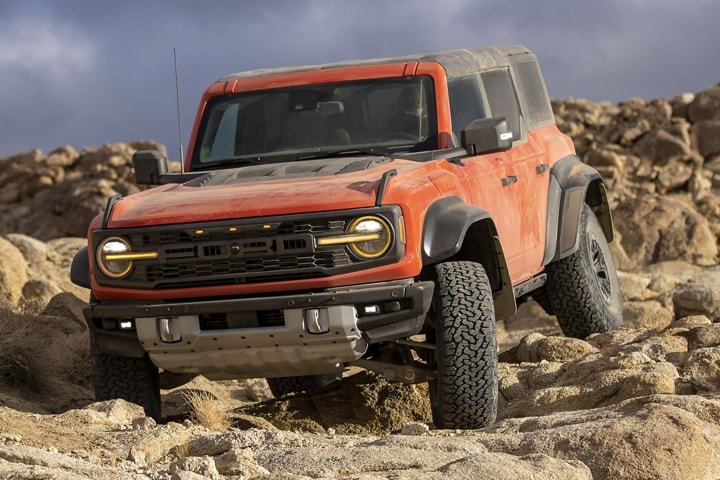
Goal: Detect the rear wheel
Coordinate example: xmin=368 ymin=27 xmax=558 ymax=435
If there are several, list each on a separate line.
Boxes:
xmin=427 ymin=261 xmax=498 ymax=429
xmin=90 ymin=334 xmax=161 ymax=420
xmin=545 ymin=204 xmax=623 ymax=338
xmin=266 ymin=374 xmax=341 ymax=397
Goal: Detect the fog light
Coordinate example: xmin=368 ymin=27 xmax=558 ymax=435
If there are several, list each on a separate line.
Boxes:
xmin=158 ymin=317 xmax=181 ymax=343
xmin=119 ymin=319 xmax=134 ymax=330
xmin=363 ymin=304 xmax=381 ymax=315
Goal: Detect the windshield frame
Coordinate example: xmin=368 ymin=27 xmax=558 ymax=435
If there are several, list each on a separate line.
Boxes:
xmin=188 ymin=75 xmax=438 ymax=171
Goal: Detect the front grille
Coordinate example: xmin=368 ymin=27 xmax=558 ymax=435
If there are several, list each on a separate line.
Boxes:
xmin=94 ymin=207 xmax=402 ymax=290
xmin=139 ymin=251 xmax=350 ymax=283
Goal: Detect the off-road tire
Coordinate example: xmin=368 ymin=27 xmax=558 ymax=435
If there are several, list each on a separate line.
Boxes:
xmin=266 ymin=374 xmax=341 ymax=397
xmin=428 ymin=261 xmax=498 ymax=429
xmin=90 ymin=334 xmax=161 ymax=420
xmin=545 ymin=204 xmax=623 ymax=338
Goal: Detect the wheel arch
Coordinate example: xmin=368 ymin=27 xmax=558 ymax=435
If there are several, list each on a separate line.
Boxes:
xmin=421 ymin=196 xmax=516 ymax=319
xmin=544 ymin=155 xmax=615 ymax=263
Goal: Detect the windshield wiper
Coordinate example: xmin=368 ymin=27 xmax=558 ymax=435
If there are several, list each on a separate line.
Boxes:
xmin=193 ymin=157 xmax=264 ymax=171
xmin=296 ymin=148 xmax=392 ymax=161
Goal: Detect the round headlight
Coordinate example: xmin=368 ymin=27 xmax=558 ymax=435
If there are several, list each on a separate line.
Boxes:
xmin=96 ymin=237 xmax=133 ymax=278
xmin=347 ymin=216 xmax=392 ymax=259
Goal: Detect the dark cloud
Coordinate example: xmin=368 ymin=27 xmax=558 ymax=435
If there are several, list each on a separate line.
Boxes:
xmin=0 ymin=0 xmax=718 ymax=159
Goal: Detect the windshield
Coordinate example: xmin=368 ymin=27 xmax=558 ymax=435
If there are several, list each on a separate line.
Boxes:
xmin=190 ymin=76 xmax=437 ymax=170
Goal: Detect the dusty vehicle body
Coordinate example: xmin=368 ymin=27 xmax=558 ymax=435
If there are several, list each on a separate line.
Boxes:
xmin=71 ymin=45 xmax=622 ymax=429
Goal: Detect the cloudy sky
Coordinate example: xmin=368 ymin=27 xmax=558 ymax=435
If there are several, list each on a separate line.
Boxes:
xmin=1 ymin=0 xmax=718 ymax=160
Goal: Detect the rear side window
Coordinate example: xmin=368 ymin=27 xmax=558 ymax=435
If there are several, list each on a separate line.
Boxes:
xmin=481 ymin=69 xmax=522 ymax=140
xmin=448 ymin=74 xmax=486 ymax=144
xmin=513 ymin=61 xmax=554 ymax=128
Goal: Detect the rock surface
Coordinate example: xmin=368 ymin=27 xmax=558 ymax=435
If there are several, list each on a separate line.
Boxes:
xmin=0 ymin=88 xmax=718 ymax=478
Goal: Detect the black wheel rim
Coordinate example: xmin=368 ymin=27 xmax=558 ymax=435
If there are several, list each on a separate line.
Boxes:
xmin=589 ymin=235 xmax=612 ymax=300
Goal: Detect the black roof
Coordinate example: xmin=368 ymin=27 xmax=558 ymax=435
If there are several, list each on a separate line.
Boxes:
xmin=218 ymin=45 xmax=537 ymax=82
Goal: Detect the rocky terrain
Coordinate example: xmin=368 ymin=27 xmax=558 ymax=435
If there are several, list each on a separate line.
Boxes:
xmin=0 ymin=84 xmax=718 ymax=479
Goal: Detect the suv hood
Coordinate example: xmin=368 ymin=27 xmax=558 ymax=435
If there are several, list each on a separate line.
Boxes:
xmin=107 ymin=156 xmax=415 ymax=228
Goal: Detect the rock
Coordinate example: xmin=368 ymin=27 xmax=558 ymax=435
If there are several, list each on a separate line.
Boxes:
xmin=513 ymin=333 xmax=596 ymax=363
xmin=483 ymin=395 xmax=720 ymax=480
xmin=692 ymin=120 xmax=720 ymax=159
xmin=682 ymin=347 xmax=720 ymax=391
xmin=684 ymin=319 xmax=720 ymax=350
xmin=688 ymin=84 xmax=720 ymax=122
xmin=613 ymin=194 xmax=718 ymax=266
xmin=71 ymin=399 xmax=146 ymax=426
xmin=170 ymin=456 xmax=221 ymax=480
xmin=40 ymin=292 xmax=87 ymax=327
xmin=633 ymin=126 xmax=690 ymax=166
xmin=0 ymin=236 xmax=89 ymax=312
xmin=0 ymin=142 xmax=163 ymax=241
xmin=671 ymin=267 xmax=720 ymax=320
xmin=496 ymin=322 xmax=700 ymax=421
xmin=670 ymin=92 xmax=695 ymax=119
xmin=616 ymin=270 xmax=652 ymax=301
xmin=20 ymin=280 xmax=63 ymax=311
xmin=655 ymin=162 xmax=694 ymax=194
xmin=4 ymin=233 xmax=49 ymax=264
xmin=622 ymin=300 xmax=675 ymax=330
xmin=214 ymin=449 xmax=270 ymax=477
xmin=644 ymin=261 xmax=705 ymax=293
xmin=0 ymin=237 xmax=29 ymax=307
xmin=0 ymin=444 xmax=135 ymax=479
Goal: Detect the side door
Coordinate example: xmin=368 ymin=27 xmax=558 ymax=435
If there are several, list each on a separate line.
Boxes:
xmin=447 ymin=72 xmax=525 ymax=280
xmin=481 ymin=67 xmax=550 ymax=279
xmin=508 ymin=61 xmax=556 ymax=274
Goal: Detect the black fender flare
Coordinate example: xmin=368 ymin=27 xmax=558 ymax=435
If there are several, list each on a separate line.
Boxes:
xmin=422 ymin=196 xmax=516 ymax=319
xmin=544 ymin=155 xmax=614 ymax=264
xmin=422 ymin=196 xmax=492 ymax=264
xmin=70 ymin=246 xmax=91 ymax=289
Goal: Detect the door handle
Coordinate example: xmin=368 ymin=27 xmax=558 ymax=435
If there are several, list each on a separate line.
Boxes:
xmin=501 ymin=175 xmax=517 ymax=186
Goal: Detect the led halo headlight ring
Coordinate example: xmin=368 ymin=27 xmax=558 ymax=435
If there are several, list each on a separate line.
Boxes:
xmin=96 ymin=236 xmax=134 ymax=278
xmin=346 ymin=215 xmax=393 ymax=259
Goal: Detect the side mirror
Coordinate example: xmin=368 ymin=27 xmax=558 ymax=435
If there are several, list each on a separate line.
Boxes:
xmin=315 ymin=101 xmax=344 ymax=115
xmin=460 ymin=118 xmax=513 ymax=155
xmin=132 ymin=150 xmax=168 ymax=186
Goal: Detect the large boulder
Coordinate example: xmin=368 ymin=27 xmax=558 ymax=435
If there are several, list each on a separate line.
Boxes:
xmin=2 ymin=234 xmax=89 ymax=309
xmin=0 ymin=237 xmax=29 ymax=307
xmin=613 ymin=194 xmax=718 ymax=267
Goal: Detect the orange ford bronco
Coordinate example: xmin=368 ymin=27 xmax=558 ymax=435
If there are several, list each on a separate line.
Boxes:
xmin=71 ymin=45 xmax=622 ymax=429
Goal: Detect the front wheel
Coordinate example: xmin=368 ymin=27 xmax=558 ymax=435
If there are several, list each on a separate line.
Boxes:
xmin=90 ymin=334 xmax=161 ymax=420
xmin=427 ymin=261 xmax=498 ymax=429
xmin=545 ymin=204 xmax=623 ymax=338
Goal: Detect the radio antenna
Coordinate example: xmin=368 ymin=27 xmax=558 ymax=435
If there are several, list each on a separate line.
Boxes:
xmin=173 ymin=48 xmax=185 ymax=171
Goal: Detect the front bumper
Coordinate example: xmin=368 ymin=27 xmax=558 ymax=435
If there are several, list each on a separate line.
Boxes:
xmin=85 ymin=279 xmax=433 ymax=379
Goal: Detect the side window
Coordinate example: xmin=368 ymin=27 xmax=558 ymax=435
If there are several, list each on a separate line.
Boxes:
xmin=481 ymin=69 xmax=522 ymax=140
xmin=513 ymin=61 xmax=554 ymax=128
xmin=448 ymin=74 xmax=485 ymax=144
